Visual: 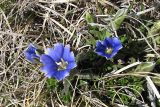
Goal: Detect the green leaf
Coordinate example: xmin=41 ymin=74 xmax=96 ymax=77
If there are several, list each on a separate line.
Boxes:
xmin=46 ymin=78 xmax=58 ymax=91
xmin=156 ymin=58 xmax=160 ymax=65
xmin=89 ymin=30 xmax=102 ymax=37
xmin=120 ymin=35 xmax=127 ymax=43
xmin=150 ymin=21 xmax=160 ymax=44
xmin=87 ymin=37 xmax=96 ymax=45
xmin=150 ymin=20 xmax=160 ymax=35
xmin=89 ymin=29 xmax=111 ymax=42
xmin=155 ymin=36 xmax=160 ymax=44
xmin=63 ymin=79 xmax=70 ymax=95
xmin=113 ymin=8 xmax=128 ymax=30
xmin=134 ymin=62 xmax=155 ymax=72
xmin=62 ymin=91 xmax=71 ymax=104
xmin=152 ymin=78 xmax=160 ymax=86
xmin=100 ymin=29 xmax=112 ymax=40
xmin=85 ymin=12 xmax=95 ymax=23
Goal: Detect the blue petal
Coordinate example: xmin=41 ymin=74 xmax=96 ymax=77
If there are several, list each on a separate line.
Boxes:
xmin=95 ymin=41 xmax=106 ymax=56
xmin=96 ymin=41 xmax=106 ymax=52
xmin=104 ymin=48 xmax=119 ymax=59
xmin=96 ymin=41 xmax=105 ymax=48
xmin=24 ymin=52 xmax=32 ymax=62
xmin=45 ymin=43 xmax=64 ymax=62
xmin=104 ymin=53 xmax=114 ymax=59
xmin=40 ymin=65 xmax=56 ymax=75
xmin=96 ymin=40 xmax=103 ymax=47
xmin=67 ymin=62 xmax=77 ymax=69
xmin=111 ymin=49 xmax=119 ymax=57
xmin=40 ymin=54 xmax=57 ymax=67
xmin=52 ymin=70 xmax=70 ymax=81
xmin=103 ymin=37 xmax=113 ymax=47
xmin=111 ymin=37 xmax=122 ymax=50
xmin=24 ymin=52 xmax=38 ymax=62
xmin=63 ymin=45 xmax=75 ymax=62
xmin=95 ymin=51 xmax=106 ymax=57
xmin=40 ymin=55 xmax=58 ymax=78
xmin=45 ymin=69 xmax=57 ymax=78
xmin=24 ymin=44 xmax=39 ymax=62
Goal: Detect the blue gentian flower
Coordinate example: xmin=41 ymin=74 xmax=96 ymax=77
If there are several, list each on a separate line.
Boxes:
xmin=95 ymin=37 xmax=122 ymax=59
xmin=24 ymin=44 xmax=39 ymax=62
xmin=40 ymin=43 xmax=77 ymax=81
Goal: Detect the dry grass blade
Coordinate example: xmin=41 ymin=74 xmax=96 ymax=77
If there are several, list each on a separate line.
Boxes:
xmin=38 ymin=0 xmax=76 ymax=4
xmin=146 ymin=76 xmax=160 ymax=102
xmin=0 ymin=0 xmax=160 ymax=106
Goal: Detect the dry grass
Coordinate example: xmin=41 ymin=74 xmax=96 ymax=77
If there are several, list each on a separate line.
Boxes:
xmin=0 ymin=0 xmax=89 ymax=106
xmin=0 ymin=0 xmax=160 ymax=107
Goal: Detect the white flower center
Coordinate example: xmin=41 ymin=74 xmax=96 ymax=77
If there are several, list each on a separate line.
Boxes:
xmin=105 ymin=47 xmax=113 ymax=54
xmin=56 ymin=58 xmax=68 ymax=71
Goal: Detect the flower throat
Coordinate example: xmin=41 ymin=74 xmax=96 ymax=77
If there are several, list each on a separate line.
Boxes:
xmin=105 ymin=47 xmax=113 ymax=54
xmin=56 ymin=58 xmax=68 ymax=71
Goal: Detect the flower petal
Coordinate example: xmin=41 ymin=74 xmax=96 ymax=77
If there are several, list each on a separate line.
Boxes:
xmin=111 ymin=49 xmax=119 ymax=57
xmin=95 ymin=37 xmax=122 ymax=59
xmin=96 ymin=40 xmax=104 ymax=48
xmin=40 ymin=55 xmax=56 ymax=66
xmin=40 ymin=55 xmax=58 ymax=78
xmin=67 ymin=62 xmax=77 ymax=69
xmin=52 ymin=70 xmax=70 ymax=81
xmin=45 ymin=69 xmax=57 ymax=78
xmin=40 ymin=65 xmax=56 ymax=74
xmin=45 ymin=43 xmax=64 ymax=62
xmin=95 ymin=51 xmax=106 ymax=57
xmin=104 ymin=53 xmax=114 ymax=59
xmin=63 ymin=45 xmax=75 ymax=62
xmin=24 ymin=53 xmax=37 ymax=62
xmin=96 ymin=41 xmax=106 ymax=52
xmin=24 ymin=44 xmax=39 ymax=62
xmin=103 ymin=37 xmax=113 ymax=47
xmin=40 ymin=43 xmax=77 ymax=81
xmin=111 ymin=37 xmax=122 ymax=50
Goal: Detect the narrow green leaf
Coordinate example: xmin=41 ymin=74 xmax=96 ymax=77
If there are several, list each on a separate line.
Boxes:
xmin=113 ymin=8 xmax=128 ymax=30
xmin=134 ymin=62 xmax=155 ymax=72
xmin=85 ymin=12 xmax=95 ymax=23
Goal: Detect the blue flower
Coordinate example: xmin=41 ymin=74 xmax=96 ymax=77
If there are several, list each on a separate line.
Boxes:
xmin=24 ymin=44 xmax=39 ymax=62
xmin=40 ymin=43 xmax=77 ymax=81
xmin=95 ymin=37 xmax=122 ymax=59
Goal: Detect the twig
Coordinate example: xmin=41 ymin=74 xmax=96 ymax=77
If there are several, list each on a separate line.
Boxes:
xmin=136 ymin=7 xmax=155 ymax=16
xmin=146 ymin=76 xmax=160 ymax=102
xmin=38 ymin=0 xmax=76 ymax=3
xmin=112 ymin=62 xmax=141 ymax=75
